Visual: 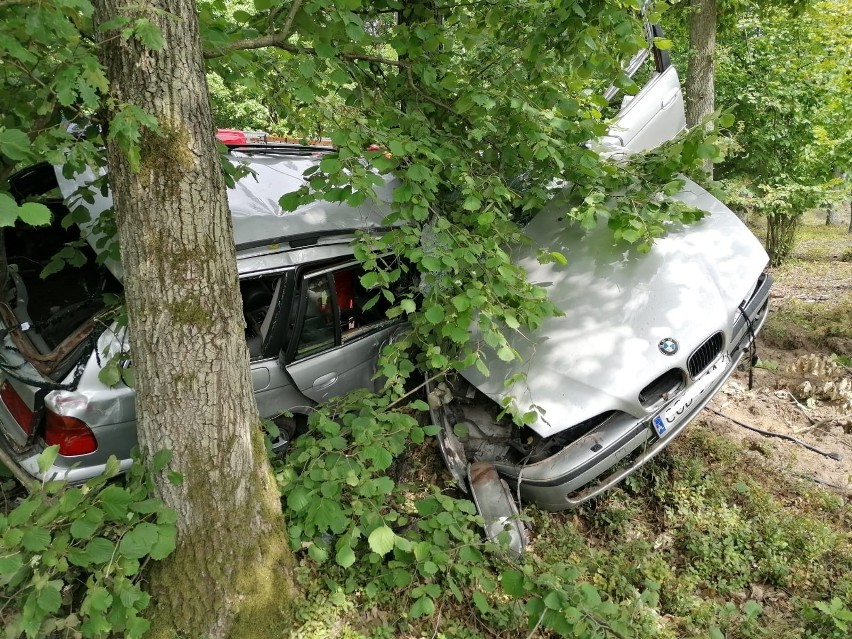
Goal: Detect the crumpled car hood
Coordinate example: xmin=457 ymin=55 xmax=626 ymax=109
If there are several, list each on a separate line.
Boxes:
xmin=462 ymin=178 xmax=768 ymax=438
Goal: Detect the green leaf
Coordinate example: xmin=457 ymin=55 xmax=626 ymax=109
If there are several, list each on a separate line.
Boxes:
xmin=279 ymin=191 xmax=302 ymax=211
xmin=0 ymin=552 xmax=24 ymax=577
xmin=472 ymin=590 xmax=490 ymax=614
xmin=99 ymin=485 xmax=134 ymax=520
xmin=364 ymin=446 xmax=392 ymax=471
xmin=345 ymin=21 xmax=364 ymax=42
xmin=149 ymin=524 xmax=176 ymax=560
xmin=70 ymin=508 xmax=104 ymax=539
xmin=298 ymin=58 xmax=316 ymax=79
xmin=400 ymin=298 xmax=416 ymax=314
xmin=311 ymin=499 xmax=349 ymax=534
xmin=743 ymin=599 xmax=763 ymax=619
xmin=293 ymin=84 xmax=315 ymax=103
xmin=151 ymin=449 xmax=172 ymax=472
xmin=365 ymin=275 xmax=386 ymax=296
xmin=120 ymin=365 xmax=135 ymax=387
xmin=133 ymin=19 xmax=164 ymax=50
xmin=621 ymin=228 xmax=641 ymax=243
xmin=320 ymin=157 xmax=342 ymax=174
xmin=696 ymin=143 xmax=720 ymax=160
xmin=462 ymin=195 xmax=481 ymax=211
xmin=21 ymin=527 xmax=51 ymax=552
xmin=314 ymin=41 xmax=336 ymax=58
xmin=421 ymin=255 xmax=442 ymax=271
xmin=99 ymin=360 xmax=121 ymax=387
xmin=501 ymin=570 xmax=526 ymax=597
xmin=410 ymin=595 xmax=435 ymax=618
xmin=130 ymin=498 xmax=164 ymax=514
xmin=335 ymin=545 xmax=356 ymax=568
xmin=37 ymin=582 xmax=62 ymax=614
xmin=287 ymin=486 xmax=311 ymax=511
xmin=0 ymin=128 xmax=31 ymax=161
xmin=18 ymin=202 xmax=52 ymax=226
xmin=126 ymin=615 xmax=151 ymax=639
xmin=424 ymin=305 xmax=444 ymax=324
xmin=84 ymin=586 xmax=113 ymax=613
xmin=478 ymin=209 xmax=495 ymax=225
xmin=307 ymin=543 xmax=327 ymax=563
xmin=37 ymin=445 xmax=60 ymax=474
xmin=0 ymin=192 xmax=20 ymax=226
xmin=118 ymin=522 xmax=159 ymax=559
xmin=497 ymin=345 xmax=514 ymax=361
xmin=544 ymin=590 xmax=562 ymax=610
xmin=367 ymin=525 xmax=395 ymax=556
xmin=409 ymin=399 xmax=429 ymax=411
xmin=406 ymin=163 xmax=431 ymax=181
xmin=40 ymin=257 xmax=66 ymax=279
xmin=474 ymin=358 xmax=490 ymax=378
xmin=167 ymin=470 xmax=184 ymax=486
xmin=84 ymin=537 xmax=115 ymax=564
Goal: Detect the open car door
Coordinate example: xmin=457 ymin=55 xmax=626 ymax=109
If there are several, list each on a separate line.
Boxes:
xmin=603 ymin=24 xmax=686 ymax=154
xmin=283 ymin=260 xmax=404 ymax=403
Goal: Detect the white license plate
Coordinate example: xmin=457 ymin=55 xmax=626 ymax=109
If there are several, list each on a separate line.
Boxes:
xmin=652 ymin=354 xmax=730 ymax=438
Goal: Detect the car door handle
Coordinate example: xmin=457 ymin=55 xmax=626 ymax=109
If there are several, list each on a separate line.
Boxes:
xmin=661 ymin=89 xmax=680 ymax=109
xmin=312 ymin=372 xmax=338 ymax=389
xmin=251 ymin=367 xmax=271 ymax=392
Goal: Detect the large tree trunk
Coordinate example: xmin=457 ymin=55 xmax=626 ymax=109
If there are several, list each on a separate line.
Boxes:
xmin=92 ymin=1 xmax=295 ymax=637
xmin=686 ymin=0 xmax=717 ymax=177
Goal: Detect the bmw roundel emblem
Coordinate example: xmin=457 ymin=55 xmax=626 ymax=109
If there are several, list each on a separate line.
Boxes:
xmin=658 ymin=337 xmax=679 ymax=356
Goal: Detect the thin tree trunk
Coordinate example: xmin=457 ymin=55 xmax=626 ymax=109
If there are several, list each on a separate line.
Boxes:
xmin=686 ymin=0 xmax=717 ymax=177
xmin=92 ymin=1 xmax=295 ymax=637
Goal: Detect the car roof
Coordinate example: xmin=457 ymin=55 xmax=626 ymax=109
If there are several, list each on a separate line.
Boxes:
xmin=52 ymin=146 xmax=397 ymax=277
xmin=223 ymin=148 xmax=396 ymax=250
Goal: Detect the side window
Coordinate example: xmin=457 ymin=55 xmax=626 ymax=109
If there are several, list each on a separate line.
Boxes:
xmin=291 ymin=260 xmax=404 ymax=361
xmin=602 ymin=22 xmax=669 ymax=115
xmin=294 ymin=273 xmax=335 ymax=359
xmin=240 ymin=274 xmax=283 ymax=359
xmin=603 ymin=47 xmax=657 ymax=117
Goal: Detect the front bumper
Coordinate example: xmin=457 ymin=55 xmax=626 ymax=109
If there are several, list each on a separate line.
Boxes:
xmin=497 ymin=272 xmax=772 ymax=511
xmin=434 ymin=273 xmax=772 ymax=512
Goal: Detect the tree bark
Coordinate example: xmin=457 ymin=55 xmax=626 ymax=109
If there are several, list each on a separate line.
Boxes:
xmin=686 ymin=0 xmax=717 ymax=176
xmin=92 ymin=2 xmax=295 ymax=637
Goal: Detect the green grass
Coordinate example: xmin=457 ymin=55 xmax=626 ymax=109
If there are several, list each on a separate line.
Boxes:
xmin=763 ymin=294 xmax=852 ymax=350
xmin=759 ymin=210 xmax=852 ymax=351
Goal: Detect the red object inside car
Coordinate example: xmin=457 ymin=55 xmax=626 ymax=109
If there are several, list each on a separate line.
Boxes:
xmin=334 ymin=268 xmax=355 ymax=311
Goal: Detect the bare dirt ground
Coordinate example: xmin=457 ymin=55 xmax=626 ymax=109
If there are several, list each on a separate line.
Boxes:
xmin=699 ymin=209 xmax=852 ymax=495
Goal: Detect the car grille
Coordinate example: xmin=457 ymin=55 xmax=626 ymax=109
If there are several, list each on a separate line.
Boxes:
xmin=687 ymin=332 xmax=724 ymax=377
xmin=639 ymin=369 xmax=685 ymax=408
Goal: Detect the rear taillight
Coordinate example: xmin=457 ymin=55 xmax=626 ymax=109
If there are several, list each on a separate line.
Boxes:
xmin=44 ymin=410 xmax=97 ymax=456
xmin=0 ymin=381 xmax=34 ymax=435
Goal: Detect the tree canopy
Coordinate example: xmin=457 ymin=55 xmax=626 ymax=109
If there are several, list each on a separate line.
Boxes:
xmin=0 ymin=0 xmax=723 ymax=388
